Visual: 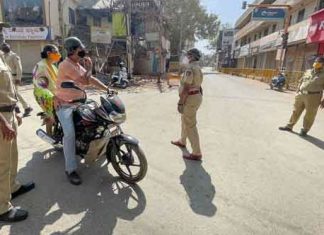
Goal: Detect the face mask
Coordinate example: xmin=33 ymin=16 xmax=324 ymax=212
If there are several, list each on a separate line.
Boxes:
xmin=77 ymin=50 xmax=86 ymax=58
xmin=313 ymin=62 xmax=323 ymax=70
xmin=48 ymin=53 xmax=61 ymax=63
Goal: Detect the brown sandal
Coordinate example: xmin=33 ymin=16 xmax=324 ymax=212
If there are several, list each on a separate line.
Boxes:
xmin=171 ymin=140 xmax=186 ymax=148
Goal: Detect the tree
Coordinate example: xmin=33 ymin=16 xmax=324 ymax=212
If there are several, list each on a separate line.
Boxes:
xmin=164 ymin=0 xmax=220 ymax=57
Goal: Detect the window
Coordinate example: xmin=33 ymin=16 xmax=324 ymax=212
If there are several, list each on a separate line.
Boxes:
xmin=319 ymin=0 xmax=324 ymax=10
xmin=93 ymin=16 xmax=102 ymax=27
xmin=224 ymin=31 xmax=234 ymax=37
xmin=3 ymin=0 xmax=44 ymax=26
xmin=69 ymin=8 xmax=76 ymax=25
xmin=76 ymin=12 xmax=87 ymax=25
xmin=297 ymin=9 xmax=305 ymax=23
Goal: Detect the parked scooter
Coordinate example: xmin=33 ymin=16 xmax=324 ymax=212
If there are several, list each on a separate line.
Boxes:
xmin=270 ymin=73 xmax=286 ymax=91
xmin=36 ymin=81 xmax=147 ymax=184
xmin=110 ymin=61 xmax=129 ymax=89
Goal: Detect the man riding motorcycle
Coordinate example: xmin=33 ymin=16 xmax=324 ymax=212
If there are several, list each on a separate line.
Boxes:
xmin=55 ymin=37 xmax=108 ymax=185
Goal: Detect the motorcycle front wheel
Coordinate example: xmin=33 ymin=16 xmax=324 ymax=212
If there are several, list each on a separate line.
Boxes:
xmin=110 ymin=143 xmax=147 ymax=184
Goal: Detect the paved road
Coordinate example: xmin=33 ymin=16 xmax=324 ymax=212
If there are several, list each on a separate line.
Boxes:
xmin=1 ymin=70 xmax=324 ymax=235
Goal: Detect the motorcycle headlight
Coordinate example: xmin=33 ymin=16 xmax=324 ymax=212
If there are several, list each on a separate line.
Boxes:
xmin=109 ymin=112 xmax=126 ymax=124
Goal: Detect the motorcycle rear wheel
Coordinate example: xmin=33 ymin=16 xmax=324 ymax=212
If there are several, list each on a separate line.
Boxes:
xmin=120 ymin=81 xmax=128 ymax=89
xmin=111 ymin=143 xmax=147 ymax=184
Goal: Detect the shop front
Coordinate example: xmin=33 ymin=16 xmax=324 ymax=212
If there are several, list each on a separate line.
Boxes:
xmin=285 ymin=19 xmax=314 ymax=72
xmin=3 ymin=27 xmax=52 ymax=73
xmin=1 ymin=0 xmax=50 ymax=74
xmin=307 ymin=8 xmax=324 ymax=57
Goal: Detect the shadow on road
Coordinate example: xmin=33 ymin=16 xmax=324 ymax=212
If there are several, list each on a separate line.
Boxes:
xmin=5 ymin=149 xmax=146 ymax=235
xmin=203 ymin=72 xmax=218 ymax=75
xmin=266 ymin=88 xmax=289 ymax=93
xmin=301 ymin=135 xmax=324 ymax=151
xmin=178 ymin=148 xmax=217 ymax=217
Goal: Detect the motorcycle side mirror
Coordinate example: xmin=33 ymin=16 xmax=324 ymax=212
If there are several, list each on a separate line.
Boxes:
xmin=61 ymin=81 xmax=82 ymax=91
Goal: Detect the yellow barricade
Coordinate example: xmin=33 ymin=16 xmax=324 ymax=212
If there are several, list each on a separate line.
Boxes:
xmin=220 ymin=68 xmax=304 ymax=90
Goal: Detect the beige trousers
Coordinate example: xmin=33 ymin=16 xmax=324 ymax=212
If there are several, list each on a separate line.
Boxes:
xmin=180 ymin=94 xmax=202 ymax=155
xmin=0 ymin=112 xmax=21 ymax=214
xmin=287 ymin=93 xmax=322 ymax=132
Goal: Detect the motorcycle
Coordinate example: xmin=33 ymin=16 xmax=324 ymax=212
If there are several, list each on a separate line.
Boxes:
xmin=36 ymin=81 xmax=147 ymax=184
xmin=270 ymin=73 xmax=286 ymax=91
xmin=110 ymin=61 xmax=129 ymax=89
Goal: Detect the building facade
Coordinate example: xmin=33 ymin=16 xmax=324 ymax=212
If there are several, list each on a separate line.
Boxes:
xmin=233 ymin=0 xmax=324 ymax=72
xmin=0 ymin=0 xmax=79 ymax=73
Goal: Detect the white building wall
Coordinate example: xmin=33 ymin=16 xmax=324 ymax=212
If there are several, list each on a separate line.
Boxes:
xmin=290 ymin=0 xmax=316 ymax=25
xmin=44 ymin=0 xmax=79 ymax=39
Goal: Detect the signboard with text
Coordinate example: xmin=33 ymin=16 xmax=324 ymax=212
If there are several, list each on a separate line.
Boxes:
xmin=3 ymin=27 xmax=50 ymax=40
xmin=307 ymin=9 xmax=324 ymax=43
xmin=252 ymin=8 xmax=286 ymax=22
xmin=91 ymin=27 xmax=112 ymax=44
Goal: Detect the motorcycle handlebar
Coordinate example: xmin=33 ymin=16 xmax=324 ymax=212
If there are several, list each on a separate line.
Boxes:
xmin=107 ymin=89 xmax=118 ymax=96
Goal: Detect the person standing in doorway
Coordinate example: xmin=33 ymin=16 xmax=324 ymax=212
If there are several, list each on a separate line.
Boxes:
xmin=171 ymin=48 xmax=203 ymax=161
xmin=1 ymin=43 xmax=33 ymax=117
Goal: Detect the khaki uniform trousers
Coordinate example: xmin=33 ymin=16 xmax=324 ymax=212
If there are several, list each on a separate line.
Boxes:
xmin=287 ymin=93 xmax=322 ymax=132
xmin=0 ymin=111 xmax=21 ymax=214
xmin=180 ymin=94 xmax=202 ymax=155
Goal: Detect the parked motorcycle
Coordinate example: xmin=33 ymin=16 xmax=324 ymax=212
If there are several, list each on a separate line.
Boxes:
xmin=36 ymin=81 xmax=147 ymax=183
xmin=270 ymin=73 xmax=286 ymax=91
xmin=110 ymin=61 xmax=129 ymax=89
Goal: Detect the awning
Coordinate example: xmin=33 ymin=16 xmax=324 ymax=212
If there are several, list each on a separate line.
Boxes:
xmin=307 ymin=9 xmax=324 ymax=43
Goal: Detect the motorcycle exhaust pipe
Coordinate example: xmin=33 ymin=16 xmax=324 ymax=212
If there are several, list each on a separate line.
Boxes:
xmin=36 ymin=129 xmax=56 ymax=145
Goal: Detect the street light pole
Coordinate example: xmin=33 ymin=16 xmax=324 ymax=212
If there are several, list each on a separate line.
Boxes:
xmin=178 ymin=8 xmax=183 ymax=60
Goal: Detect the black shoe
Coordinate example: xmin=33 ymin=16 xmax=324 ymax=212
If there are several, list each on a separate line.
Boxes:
xmin=299 ymin=129 xmax=308 ymax=137
xmin=66 ymin=171 xmax=82 ymax=185
xmin=12 ymin=182 xmax=35 ymax=199
xmin=278 ymin=126 xmax=292 ymax=132
xmin=0 ymin=207 xmax=28 ymax=222
xmin=23 ymin=107 xmax=33 ymax=117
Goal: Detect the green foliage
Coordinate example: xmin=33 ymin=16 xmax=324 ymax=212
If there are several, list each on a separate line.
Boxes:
xmin=164 ymin=0 xmax=220 ymax=55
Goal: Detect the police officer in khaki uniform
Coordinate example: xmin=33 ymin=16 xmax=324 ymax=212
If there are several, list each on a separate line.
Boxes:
xmin=1 ymin=43 xmax=33 ymax=117
xmin=172 ymin=48 xmax=203 ymax=161
xmin=0 ymin=22 xmax=35 ymax=222
xmin=279 ymin=56 xmax=324 ymax=137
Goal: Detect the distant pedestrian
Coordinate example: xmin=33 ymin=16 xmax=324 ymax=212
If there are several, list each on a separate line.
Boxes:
xmin=1 ymin=43 xmax=33 ymax=117
xmin=171 ymin=48 xmax=203 ymax=161
xmin=279 ymin=56 xmax=324 ymax=137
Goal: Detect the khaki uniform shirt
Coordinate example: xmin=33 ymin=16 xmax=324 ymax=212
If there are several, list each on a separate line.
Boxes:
xmin=0 ymin=54 xmax=17 ymax=107
xmin=299 ymin=69 xmax=324 ymax=92
xmin=179 ymin=61 xmax=203 ymax=94
xmin=3 ymin=51 xmax=22 ymax=82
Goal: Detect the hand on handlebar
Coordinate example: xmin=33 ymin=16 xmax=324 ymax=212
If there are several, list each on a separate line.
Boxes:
xmin=107 ymin=88 xmax=118 ymax=96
